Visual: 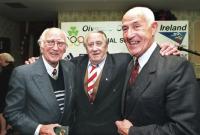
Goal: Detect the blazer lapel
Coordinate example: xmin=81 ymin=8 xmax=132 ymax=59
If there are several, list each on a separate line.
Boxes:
xmin=123 ymin=46 xmax=160 ymax=117
xmin=80 ymin=58 xmax=88 ymax=88
xmin=125 ymin=63 xmax=153 ymax=117
xmin=32 ymin=58 xmax=60 ymax=114
xmin=122 ymin=59 xmax=134 ymax=117
xmin=95 ymin=54 xmax=113 ymax=103
xmin=72 ymin=55 xmax=93 ymax=105
xmin=59 ymin=61 xmax=73 ymax=121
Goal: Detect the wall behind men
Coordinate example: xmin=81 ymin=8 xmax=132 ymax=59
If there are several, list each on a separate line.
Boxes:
xmin=0 ymin=16 xmax=21 ymax=66
xmin=58 ymin=10 xmax=200 ymax=78
xmin=172 ymin=10 xmax=200 ymax=78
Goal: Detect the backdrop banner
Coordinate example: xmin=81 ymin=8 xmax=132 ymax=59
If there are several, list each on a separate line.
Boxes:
xmin=61 ymin=21 xmax=188 ymax=59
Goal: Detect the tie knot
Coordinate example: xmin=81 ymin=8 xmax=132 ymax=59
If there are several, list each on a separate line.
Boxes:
xmin=135 ymin=59 xmax=139 ymax=66
xmin=92 ymin=64 xmax=97 ymax=68
xmin=90 ymin=65 xmax=97 ymax=73
xmin=52 ymin=69 xmax=57 ymax=76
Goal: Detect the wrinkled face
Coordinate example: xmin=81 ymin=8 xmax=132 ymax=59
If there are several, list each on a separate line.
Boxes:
xmin=85 ymin=33 xmax=108 ymax=65
xmin=40 ymin=29 xmax=67 ymax=67
xmin=122 ymin=14 xmax=157 ymax=57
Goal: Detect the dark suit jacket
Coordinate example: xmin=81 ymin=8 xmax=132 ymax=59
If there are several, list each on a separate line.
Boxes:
xmin=122 ymin=46 xmax=200 ymax=135
xmin=71 ymin=53 xmax=132 ymax=135
xmin=4 ymin=58 xmax=76 ymax=135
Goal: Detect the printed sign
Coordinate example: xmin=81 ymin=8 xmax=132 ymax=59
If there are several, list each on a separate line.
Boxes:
xmin=156 ymin=21 xmax=188 ymax=58
xmin=61 ymin=21 xmax=188 ymax=58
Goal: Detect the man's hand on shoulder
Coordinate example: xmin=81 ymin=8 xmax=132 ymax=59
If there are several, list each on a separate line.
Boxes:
xmin=159 ymin=42 xmax=180 ymax=56
xmin=25 ymin=57 xmax=39 ymax=64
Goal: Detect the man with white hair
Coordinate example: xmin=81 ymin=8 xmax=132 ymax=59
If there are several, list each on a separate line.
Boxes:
xmin=4 ymin=28 xmax=76 ymax=135
xmin=116 ymin=7 xmax=200 ymax=135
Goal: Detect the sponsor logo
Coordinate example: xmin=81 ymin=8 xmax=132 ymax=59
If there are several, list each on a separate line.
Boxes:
xmin=159 ymin=24 xmax=187 ymax=44
xmin=159 ymin=32 xmax=186 ymax=44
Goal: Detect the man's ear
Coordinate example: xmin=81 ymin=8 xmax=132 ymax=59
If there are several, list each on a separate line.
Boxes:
xmin=40 ymin=47 xmax=43 ymax=54
xmin=151 ymin=21 xmax=158 ymax=36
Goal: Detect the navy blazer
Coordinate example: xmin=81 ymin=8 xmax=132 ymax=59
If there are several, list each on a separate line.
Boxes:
xmin=71 ymin=53 xmax=132 ymax=135
xmin=4 ymin=57 xmax=76 ymax=135
xmin=122 ymin=46 xmax=200 ymax=135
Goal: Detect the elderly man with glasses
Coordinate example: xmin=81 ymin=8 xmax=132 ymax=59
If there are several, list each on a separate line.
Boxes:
xmin=4 ymin=27 xmax=76 ymax=135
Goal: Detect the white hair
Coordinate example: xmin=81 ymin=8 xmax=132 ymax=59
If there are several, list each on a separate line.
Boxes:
xmin=124 ymin=7 xmax=155 ymax=26
xmin=38 ymin=27 xmax=67 ymax=47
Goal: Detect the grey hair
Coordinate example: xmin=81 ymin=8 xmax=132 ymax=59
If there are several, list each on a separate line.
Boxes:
xmin=38 ymin=27 xmax=67 ymax=47
xmin=84 ymin=31 xmax=108 ymax=47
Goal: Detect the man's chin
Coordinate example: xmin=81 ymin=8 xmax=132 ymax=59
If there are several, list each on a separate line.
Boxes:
xmin=49 ymin=59 xmax=60 ymax=64
xmin=90 ymin=59 xmax=100 ymax=65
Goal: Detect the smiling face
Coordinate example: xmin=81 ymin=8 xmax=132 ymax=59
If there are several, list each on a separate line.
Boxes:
xmin=40 ymin=28 xmax=67 ymax=67
xmin=85 ymin=32 xmax=108 ymax=65
xmin=122 ymin=8 xmax=158 ymax=58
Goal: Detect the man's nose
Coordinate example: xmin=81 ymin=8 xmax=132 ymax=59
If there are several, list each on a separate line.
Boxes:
xmin=91 ymin=44 xmax=98 ymax=51
xmin=127 ymin=28 xmax=136 ymax=39
xmin=52 ymin=43 xmax=59 ymax=50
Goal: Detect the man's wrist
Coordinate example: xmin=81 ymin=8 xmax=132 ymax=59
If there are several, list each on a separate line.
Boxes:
xmin=34 ymin=124 xmax=42 ymax=135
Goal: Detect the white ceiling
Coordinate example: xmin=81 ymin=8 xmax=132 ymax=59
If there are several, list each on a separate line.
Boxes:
xmin=0 ymin=0 xmax=200 ymax=22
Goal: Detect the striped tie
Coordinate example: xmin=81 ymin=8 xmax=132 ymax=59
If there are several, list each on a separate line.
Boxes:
xmin=87 ymin=65 xmax=97 ymax=102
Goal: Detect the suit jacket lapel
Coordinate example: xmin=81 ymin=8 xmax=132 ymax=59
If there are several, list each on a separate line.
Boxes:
xmin=122 ymin=59 xmax=134 ymax=116
xmin=95 ymin=54 xmax=113 ymax=103
xmin=80 ymin=58 xmax=88 ymax=87
xmin=74 ymin=56 xmax=92 ymax=104
xmin=123 ymin=46 xmax=160 ymax=117
xmin=32 ymin=58 xmax=60 ymax=115
xmin=125 ymin=63 xmax=153 ymax=117
xmin=60 ymin=60 xmax=73 ymax=121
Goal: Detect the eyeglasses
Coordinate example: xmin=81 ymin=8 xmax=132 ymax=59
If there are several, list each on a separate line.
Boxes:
xmin=44 ymin=40 xmax=66 ymax=48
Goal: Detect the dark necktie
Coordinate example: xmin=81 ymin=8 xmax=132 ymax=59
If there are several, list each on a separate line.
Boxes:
xmin=52 ymin=69 xmax=57 ymax=79
xmin=129 ymin=59 xmax=139 ymax=85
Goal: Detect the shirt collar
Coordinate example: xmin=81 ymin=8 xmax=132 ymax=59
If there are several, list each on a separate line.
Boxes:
xmin=88 ymin=55 xmax=107 ymax=73
xmin=137 ymin=42 xmax=157 ymax=71
xmin=42 ymin=56 xmax=59 ymax=76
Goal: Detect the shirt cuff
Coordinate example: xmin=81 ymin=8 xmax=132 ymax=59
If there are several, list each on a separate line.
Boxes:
xmin=34 ymin=124 xmax=42 ymax=135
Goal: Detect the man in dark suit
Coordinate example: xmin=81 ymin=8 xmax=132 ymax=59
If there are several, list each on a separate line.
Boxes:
xmin=70 ymin=31 xmax=132 ymax=135
xmin=4 ymin=28 xmax=76 ymax=135
xmin=24 ymin=31 xmax=180 ymax=135
xmin=116 ymin=7 xmax=200 ymax=135
xmin=70 ymin=31 xmax=180 ymax=135
xmin=23 ymin=32 xmax=129 ymax=135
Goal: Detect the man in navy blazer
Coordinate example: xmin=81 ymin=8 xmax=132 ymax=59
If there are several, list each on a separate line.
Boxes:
xmin=70 ymin=31 xmax=132 ymax=135
xmin=70 ymin=31 xmax=180 ymax=135
xmin=116 ymin=7 xmax=200 ymax=135
xmin=4 ymin=28 xmax=76 ymax=135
